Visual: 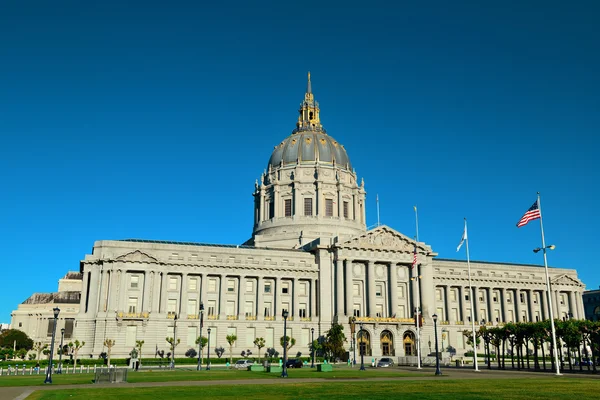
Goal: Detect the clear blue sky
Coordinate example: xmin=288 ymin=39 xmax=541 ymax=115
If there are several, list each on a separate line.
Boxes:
xmin=1 ymin=1 xmax=598 ymax=323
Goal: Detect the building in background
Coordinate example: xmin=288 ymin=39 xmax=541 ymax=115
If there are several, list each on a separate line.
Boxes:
xmin=11 ymin=76 xmax=586 ymax=360
xmin=583 ymin=288 xmax=600 ymax=321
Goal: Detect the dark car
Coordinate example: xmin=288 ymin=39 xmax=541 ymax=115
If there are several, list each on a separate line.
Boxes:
xmin=377 ymin=357 xmax=395 ymax=368
xmin=285 ymin=358 xmax=303 ymax=368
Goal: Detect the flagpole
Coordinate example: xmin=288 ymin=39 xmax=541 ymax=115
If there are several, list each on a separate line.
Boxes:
xmin=464 ymin=218 xmax=479 ymax=372
xmin=413 ymin=206 xmax=421 ymax=369
xmin=537 ymin=192 xmax=561 ymax=376
xmin=376 ymin=194 xmax=380 ymax=227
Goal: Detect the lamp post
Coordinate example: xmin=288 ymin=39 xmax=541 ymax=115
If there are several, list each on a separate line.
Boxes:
xmin=57 ymin=328 xmax=65 ymax=374
xmin=359 ymin=322 xmax=365 ymax=371
xmin=432 ymin=314 xmax=442 ymax=376
xmin=44 ymin=307 xmax=60 ymax=384
xmin=171 ymin=313 xmax=178 ymax=369
xmin=206 ymin=328 xmax=211 ymax=370
xmin=410 ymin=273 xmax=423 ymax=369
xmin=310 ymin=327 xmax=315 ymax=368
xmin=281 ymin=309 xmax=289 ymax=378
xmin=197 ymin=302 xmax=204 ymax=371
xmin=351 ymin=317 xmax=357 ymax=366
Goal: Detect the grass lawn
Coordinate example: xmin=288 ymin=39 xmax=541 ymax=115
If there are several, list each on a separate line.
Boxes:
xmin=23 ymin=378 xmax=600 ymax=400
xmin=0 ymin=367 xmax=425 ymax=387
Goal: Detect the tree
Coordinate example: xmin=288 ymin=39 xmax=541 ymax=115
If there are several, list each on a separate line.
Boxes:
xmin=135 ymin=340 xmax=145 ymax=365
xmin=0 ymin=329 xmax=34 ymax=351
xmin=166 ymin=337 xmax=181 ymax=359
xmin=253 ymin=337 xmax=266 ymax=362
xmin=195 ymin=336 xmax=208 ymax=361
xmin=226 ymin=334 xmax=237 ymax=364
xmin=280 ymin=336 xmax=296 ymax=352
xmin=322 ymin=323 xmax=346 ymax=361
xmin=215 ymin=346 xmax=225 ymax=358
xmin=185 ymin=348 xmax=197 ymax=358
xmin=104 ymin=339 xmax=115 ymax=367
xmin=68 ymin=340 xmax=85 ymax=369
xmin=32 ymin=342 xmax=48 ymax=361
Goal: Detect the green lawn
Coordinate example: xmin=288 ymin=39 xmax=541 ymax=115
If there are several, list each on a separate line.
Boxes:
xmin=0 ymin=367 xmax=424 ymax=387
xmin=24 ymin=379 xmax=600 ymax=400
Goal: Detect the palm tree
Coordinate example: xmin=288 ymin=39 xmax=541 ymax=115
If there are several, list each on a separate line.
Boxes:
xmin=253 ymin=337 xmax=266 ymax=363
xmin=104 ymin=339 xmax=115 ymax=367
xmin=226 ymin=334 xmax=237 ymax=364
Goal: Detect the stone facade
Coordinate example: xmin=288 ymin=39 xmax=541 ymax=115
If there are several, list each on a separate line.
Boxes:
xmin=583 ymin=289 xmax=600 ymax=321
xmin=10 ymin=75 xmax=586 ymax=361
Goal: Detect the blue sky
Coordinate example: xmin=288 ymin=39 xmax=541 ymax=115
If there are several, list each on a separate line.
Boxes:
xmin=1 ymin=1 xmax=598 ymax=323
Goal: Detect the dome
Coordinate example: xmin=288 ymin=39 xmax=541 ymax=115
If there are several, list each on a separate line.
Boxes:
xmin=268 ymin=130 xmax=352 ymax=171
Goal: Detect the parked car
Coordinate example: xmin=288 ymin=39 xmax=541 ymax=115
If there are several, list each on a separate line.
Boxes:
xmin=285 ymin=358 xmax=303 ymax=368
xmin=234 ymin=359 xmax=254 ymax=369
xmin=377 ymin=357 xmax=395 ymax=368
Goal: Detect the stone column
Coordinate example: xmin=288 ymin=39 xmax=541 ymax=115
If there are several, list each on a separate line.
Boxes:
xmin=443 ymin=285 xmax=450 ymax=321
xmin=578 ymin=291 xmax=585 ymax=320
xmin=219 ymin=275 xmax=227 ymax=317
xmin=81 ymin=268 xmax=90 ymax=313
xmin=541 ymin=290 xmax=548 ymax=320
xmin=337 ymin=183 xmax=343 ymax=219
xmin=501 ymin=288 xmax=508 ymax=322
xmin=259 ymin=186 xmax=265 ymax=222
xmin=458 ymin=286 xmax=466 ymax=322
xmin=389 ymin=263 xmax=398 ymax=318
xmin=554 ymin=290 xmax=561 ymax=318
xmin=119 ymin=269 xmax=127 ymax=312
xmin=486 ymin=288 xmax=493 ymax=322
xmin=180 ymin=273 xmax=188 ymax=317
xmin=152 ymin=271 xmax=161 ymax=313
xmin=472 ymin=285 xmax=479 ymax=322
xmin=276 ymin=276 xmax=282 ymax=317
xmin=293 ymin=278 xmax=300 ymax=319
xmin=345 ymin=259 xmax=353 ymax=318
xmin=142 ymin=270 xmax=151 ymax=312
xmin=568 ymin=291 xmax=576 ymax=319
xmin=514 ymin=289 xmax=521 ymax=322
xmin=367 ymin=260 xmax=376 ymax=317
xmin=257 ymin=276 xmax=264 ymax=320
xmin=526 ymin=289 xmax=533 ymax=322
xmin=160 ymin=272 xmax=168 ymax=313
xmin=200 ymin=274 xmax=207 ymax=305
xmin=293 ymin=183 xmax=301 ymax=217
xmin=310 ymin=279 xmax=317 ymax=318
xmin=87 ymin=268 xmax=100 ymax=315
xmin=238 ymin=275 xmax=246 ymax=319
xmin=420 ymin=262 xmax=434 ymax=318
xmin=336 ymin=258 xmax=345 ymax=316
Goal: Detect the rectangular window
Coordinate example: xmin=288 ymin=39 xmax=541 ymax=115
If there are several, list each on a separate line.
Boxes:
xmin=353 ymin=284 xmax=360 ymax=296
xmin=282 ymin=302 xmax=290 ymax=313
xmin=167 ymin=299 xmax=177 ymax=313
xmin=302 ymin=328 xmax=310 ymax=347
xmin=436 ymin=289 xmax=442 ymax=301
xmin=299 ymin=282 xmax=307 ymax=296
xmin=246 ymin=327 xmax=255 ymax=347
xmin=481 ymin=309 xmax=486 ymax=320
xmin=520 ymin=293 xmax=525 ymax=303
xmin=450 ymin=289 xmax=457 ymax=302
xmin=299 ymin=303 xmax=307 ymax=318
xmin=493 ymin=292 xmax=498 ymax=302
xmin=343 ymin=201 xmax=349 ymax=218
xmin=376 ymin=285 xmax=382 ymax=297
xmin=169 ymin=277 xmax=178 ymax=291
xmin=509 ymin=310 xmax=514 ymax=322
xmin=465 ymin=290 xmax=470 ymax=301
xmin=494 ymin=309 xmax=500 ymax=322
xmin=560 ymin=294 xmax=565 ymax=305
xmin=226 ymin=301 xmax=235 ymax=316
xmin=437 ymin=307 xmax=445 ymax=320
xmin=64 ymin=319 xmax=75 ymax=339
xmin=130 ymin=275 xmax=139 ymax=289
xmin=304 ymin=198 xmax=313 ymax=216
xmin=467 ymin=309 xmax=471 ymax=322
xmin=325 ymin=199 xmax=333 ymax=217
xmin=284 ymin=199 xmax=292 ymax=217
xmin=187 ymin=326 xmax=197 ymax=347
xmin=268 ymin=198 xmax=275 ymax=219
xmin=246 ymin=280 xmax=253 ymax=293
xmin=535 ymin=312 xmax=540 ymax=322
xmin=479 ymin=291 xmax=484 ymax=302
xmin=533 ymin=293 xmax=538 ymax=304
xmin=128 ymin=297 xmax=138 ymax=313
xmin=208 ymin=278 xmax=217 ymax=293
xmin=282 ymin=282 xmax=289 ymax=294
xmin=376 ymin=304 xmax=383 ymax=318
xmin=47 ymin=320 xmax=54 ymax=337
xmin=264 ymin=302 xmax=272 ymax=317
xmin=245 ymin=301 xmax=254 ymax=317
xmin=126 ymin=325 xmax=137 ymax=348
xmin=187 ymin=299 xmax=197 ymax=316
xmin=227 ymin=327 xmax=237 ymax=337
xmin=264 ymin=282 xmax=272 ymax=293
xmin=189 ymin=278 xmax=198 ymax=291
xmin=353 ymin=304 xmax=361 ymax=317
xmin=452 ymin=308 xmax=459 ymax=322
xmin=227 ymin=279 xmax=235 ymax=292
xmin=266 ymin=327 xmax=274 ymax=348
xmin=207 ymin=300 xmax=216 ymax=316
xmin=398 ymin=285 xmax=404 ymax=298
xmin=507 ymin=293 xmax=512 ymax=303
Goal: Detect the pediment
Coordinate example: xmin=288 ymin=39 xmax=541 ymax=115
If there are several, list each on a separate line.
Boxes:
xmin=339 ymin=225 xmax=435 ymax=255
xmin=115 ymin=250 xmax=159 ymax=263
xmin=551 ymin=274 xmax=583 ymax=287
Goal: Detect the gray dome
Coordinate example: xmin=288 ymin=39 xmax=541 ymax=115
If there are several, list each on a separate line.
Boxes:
xmin=268 ymin=130 xmax=352 ymax=171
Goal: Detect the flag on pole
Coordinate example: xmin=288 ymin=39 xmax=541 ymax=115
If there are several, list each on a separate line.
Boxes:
xmin=516 ymin=201 xmax=541 ymax=228
xmin=456 ymin=223 xmax=467 ymax=252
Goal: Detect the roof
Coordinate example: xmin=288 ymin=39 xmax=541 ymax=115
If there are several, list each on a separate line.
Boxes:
xmin=118 ymin=239 xmax=306 ymax=253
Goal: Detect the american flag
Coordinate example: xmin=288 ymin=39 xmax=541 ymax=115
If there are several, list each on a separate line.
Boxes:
xmin=412 ymin=243 xmax=417 ymax=269
xmin=516 ymin=201 xmax=541 ymax=228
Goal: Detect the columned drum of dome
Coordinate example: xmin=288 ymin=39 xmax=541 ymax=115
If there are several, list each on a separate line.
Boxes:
xmin=251 ymin=73 xmax=366 ymax=249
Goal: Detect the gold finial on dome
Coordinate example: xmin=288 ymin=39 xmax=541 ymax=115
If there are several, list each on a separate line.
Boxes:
xmin=297 ymin=72 xmax=322 ymax=131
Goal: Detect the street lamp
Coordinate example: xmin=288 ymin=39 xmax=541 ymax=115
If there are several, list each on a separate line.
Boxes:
xmin=310 ymin=327 xmax=315 ymax=368
xmin=206 ymin=328 xmax=211 ymax=370
xmin=171 ymin=313 xmax=178 ymax=369
xmin=359 ymin=322 xmax=365 ymax=371
xmin=57 ymin=328 xmax=65 ymax=374
xmin=432 ymin=313 xmax=442 ymax=376
xmin=351 ymin=317 xmax=357 ymax=366
xmin=44 ymin=307 xmax=60 ymax=384
xmin=281 ymin=309 xmax=289 ymax=378
xmin=410 ymin=273 xmax=423 ymax=369
xmin=197 ymin=302 xmax=204 ymax=371
xmin=533 ymin=244 xmax=555 ymax=253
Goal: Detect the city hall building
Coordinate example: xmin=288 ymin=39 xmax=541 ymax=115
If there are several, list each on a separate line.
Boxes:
xmin=12 ymin=75 xmax=586 ymax=360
